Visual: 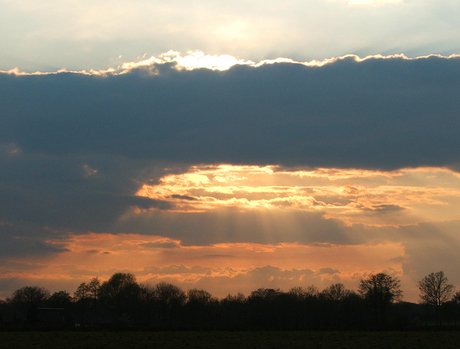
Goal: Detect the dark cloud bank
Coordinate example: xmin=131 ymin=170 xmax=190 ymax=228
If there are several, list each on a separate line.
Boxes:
xmin=1 ymin=55 xmax=460 ymax=254
xmin=2 ymin=55 xmax=460 ymax=169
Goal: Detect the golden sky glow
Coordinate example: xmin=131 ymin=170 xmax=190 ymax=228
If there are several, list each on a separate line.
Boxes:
xmin=1 ymin=160 xmax=459 ymax=302
xmin=0 ymin=232 xmax=405 ymax=299
xmin=0 ymin=165 xmax=449 ymax=301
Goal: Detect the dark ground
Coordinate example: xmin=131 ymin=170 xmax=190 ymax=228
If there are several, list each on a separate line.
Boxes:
xmin=1 ymin=330 xmax=460 ymax=349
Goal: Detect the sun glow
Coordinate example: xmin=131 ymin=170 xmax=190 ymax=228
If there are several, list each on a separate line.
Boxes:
xmin=5 ymin=52 xmax=460 ymax=76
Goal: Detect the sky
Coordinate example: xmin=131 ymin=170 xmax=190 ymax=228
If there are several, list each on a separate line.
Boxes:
xmin=1 ymin=0 xmax=460 ymax=302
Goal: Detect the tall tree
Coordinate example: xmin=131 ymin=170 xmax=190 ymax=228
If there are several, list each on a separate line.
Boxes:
xmin=73 ymin=278 xmax=101 ymax=325
xmin=358 ymin=273 xmax=402 ymax=327
xmin=74 ymin=278 xmax=100 ymax=302
xmin=418 ymin=271 xmax=454 ymax=326
xmin=74 ymin=282 xmax=91 ymax=301
xmin=88 ymin=277 xmax=101 ymax=300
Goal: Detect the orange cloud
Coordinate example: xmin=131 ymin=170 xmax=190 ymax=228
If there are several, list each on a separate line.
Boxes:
xmin=135 ymin=165 xmax=460 ymax=227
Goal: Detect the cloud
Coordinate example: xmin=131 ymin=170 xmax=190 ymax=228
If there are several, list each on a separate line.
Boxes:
xmin=2 ymin=55 xmax=460 ymax=171
xmin=0 ymin=56 xmax=459 ymax=247
xmin=1 ymin=55 xmax=460 ymax=301
xmin=139 ymin=240 xmax=181 ymax=249
xmin=317 ymin=267 xmax=340 ymax=275
xmin=135 ymin=165 xmax=460 ymax=227
xmin=0 ymin=224 xmax=69 ymax=257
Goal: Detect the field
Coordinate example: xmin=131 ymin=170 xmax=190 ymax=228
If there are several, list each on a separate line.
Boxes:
xmin=1 ymin=330 xmax=460 ymax=349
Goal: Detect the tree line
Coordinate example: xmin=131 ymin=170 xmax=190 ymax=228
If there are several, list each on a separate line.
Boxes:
xmin=1 ymin=271 xmax=459 ymax=330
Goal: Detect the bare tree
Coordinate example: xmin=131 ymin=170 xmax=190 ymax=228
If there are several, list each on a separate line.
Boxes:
xmin=418 ymin=271 xmax=454 ymax=326
xmin=288 ymin=286 xmax=319 ymax=300
xmin=358 ymin=273 xmax=402 ymax=327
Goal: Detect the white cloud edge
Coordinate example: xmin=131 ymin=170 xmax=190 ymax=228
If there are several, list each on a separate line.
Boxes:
xmin=3 ymin=51 xmax=460 ymax=76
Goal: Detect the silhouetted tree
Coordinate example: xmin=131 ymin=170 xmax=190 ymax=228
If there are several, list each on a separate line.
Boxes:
xmin=98 ymin=273 xmax=140 ymax=325
xmin=452 ymin=291 xmax=460 ymax=326
xmin=319 ymin=283 xmax=353 ymax=328
xmin=154 ymin=282 xmax=187 ymax=306
xmin=358 ymin=273 xmax=402 ymax=327
xmin=74 ymin=277 xmax=100 ymax=301
xmin=138 ymin=283 xmax=157 ymax=326
xmin=47 ymin=290 xmax=72 ymax=308
xmin=453 ymin=291 xmax=460 ymax=303
xmin=341 ymin=291 xmax=366 ymax=328
xmin=187 ymin=288 xmax=214 ymax=304
xmin=288 ymin=286 xmax=319 ymax=300
xmin=247 ymin=288 xmax=295 ymax=329
xmin=7 ymin=286 xmax=50 ymax=305
xmin=3 ymin=273 xmax=439 ymax=330
xmin=74 ymin=283 xmax=90 ymax=301
xmin=223 ymin=292 xmax=246 ymax=303
xmin=219 ymin=293 xmax=246 ymax=329
xmin=153 ymin=282 xmax=186 ymax=327
xmin=88 ymin=277 xmax=100 ymax=299
xmin=418 ymin=271 xmax=454 ymax=326
xmin=286 ymin=286 xmax=320 ymax=328
xmin=249 ymin=288 xmax=282 ymax=301
xmin=0 ymin=299 xmax=7 ymax=325
xmin=7 ymin=286 xmax=50 ymax=323
xmin=185 ymin=288 xmax=217 ymax=328
xmin=321 ymin=283 xmax=351 ymax=301
xmin=74 ymin=277 xmax=101 ymax=325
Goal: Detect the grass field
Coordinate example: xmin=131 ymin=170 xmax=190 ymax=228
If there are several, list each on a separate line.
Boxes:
xmin=1 ymin=330 xmax=460 ymax=349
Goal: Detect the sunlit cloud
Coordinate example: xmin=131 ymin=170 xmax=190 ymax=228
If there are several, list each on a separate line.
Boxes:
xmin=136 ymin=165 xmax=460 ymax=226
xmin=4 ymin=52 xmax=460 ymax=76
